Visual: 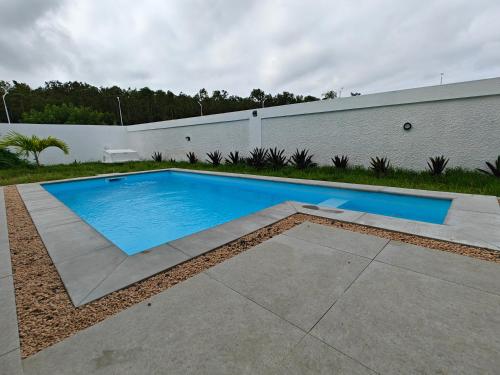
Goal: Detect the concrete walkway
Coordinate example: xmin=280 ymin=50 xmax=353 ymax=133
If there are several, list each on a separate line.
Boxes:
xmin=20 ymin=222 xmax=500 ymax=374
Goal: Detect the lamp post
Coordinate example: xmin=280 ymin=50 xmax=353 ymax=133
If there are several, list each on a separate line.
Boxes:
xmin=2 ymin=89 xmax=11 ymax=124
xmin=440 ymin=73 xmax=444 ymax=85
xmin=116 ymin=97 xmax=124 ymax=126
xmin=198 ymin=101 xmax=203 ymax=116
xmin=261 ymin=98 xmax=266 ymax=108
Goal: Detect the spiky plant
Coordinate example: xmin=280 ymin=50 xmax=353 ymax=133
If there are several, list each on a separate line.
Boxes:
xmin=427 ymin=155 xmax=449 ymax=175
xmin=370 ymin=156 xmax=391 ymax=176
xmin=151 ymin=151 xmax=163 ymax=162
xmin=0 ymin=131 xmax=69 ymax=166
xmin=332 ymin=155 xmax=349 ymax=169
xmin=247 ymin=147 xmax=268 ymax=168
xmin=289 ymin=149 xmax=316 ymax=169
xmin=477 ymin=156 xmax=500 ymax=177
xmin=267 ymin=147 xmax=287 ymax=169
xmin=225 ymin=151 xmax=240 ymax=165
xmin=206 ymin=150 xmax=223 ymax=166
xmin=186 ymin=152 xmax=198 ymax=164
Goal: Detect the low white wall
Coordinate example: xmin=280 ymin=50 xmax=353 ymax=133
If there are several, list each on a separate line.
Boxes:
xmin=0 ymin=123 xmax=128 ymax=165
xmin=1 ymin=77 xmax=499 ymax=170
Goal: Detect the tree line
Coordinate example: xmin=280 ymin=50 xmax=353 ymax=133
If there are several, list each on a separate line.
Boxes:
xmin=0 ymin=80 xmax=359 ymax=125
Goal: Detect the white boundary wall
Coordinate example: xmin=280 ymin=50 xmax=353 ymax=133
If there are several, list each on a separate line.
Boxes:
xmin=2 ymin=77 xmax=500 ymax=170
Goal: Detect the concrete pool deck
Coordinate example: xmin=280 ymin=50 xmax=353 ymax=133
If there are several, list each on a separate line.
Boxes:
xmin=14 ymin=169 xmax=500 ymax=308
xmin=12 ymin=221 xmax=500 ymax=374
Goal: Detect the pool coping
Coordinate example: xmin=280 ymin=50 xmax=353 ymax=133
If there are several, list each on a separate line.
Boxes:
xmin=14 ymin=168 xmax=500 ymax=307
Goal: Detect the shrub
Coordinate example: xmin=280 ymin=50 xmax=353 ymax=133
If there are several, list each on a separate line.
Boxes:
xmin=477 ymin=156 xmax=500 ymax=177
xmin=332 ymin=155 xmax=349 ymax=169
xmin=0 ymin=148 xmax=28 ymax=169
xmin=247 ymin=147 xmax=268 ymax=168
xmin=151 ymin=151 xmax=163 ymax=162
xmin=427 ymin=155 xmax=449 ymax=175
xmin=206 ymin=150 xmax=223 ymax=166
xmin=169 ymin=158 xmax=176 ymax=163
xmin=186 ymin=152 xmax=198 ymax=164
xmin=370 ymin=157 xmax=391 ymax=176
xmin=21 ymin=103 xmax=114 ymax=125
xmin=289 ymin=149 xmax=316 ymax=169
xmin=267 ymin=147 xmax=287 ymax=169
xmin=225 ymin=151 xmax=241 ymax=165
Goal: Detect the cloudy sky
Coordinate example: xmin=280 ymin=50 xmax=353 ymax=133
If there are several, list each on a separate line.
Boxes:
xmin=1 ymin=0 xmax=500 ymax=97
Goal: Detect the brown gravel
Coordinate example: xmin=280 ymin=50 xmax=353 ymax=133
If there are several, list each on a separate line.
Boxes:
xmin=4 ymin=186 xmax=500 ymax=358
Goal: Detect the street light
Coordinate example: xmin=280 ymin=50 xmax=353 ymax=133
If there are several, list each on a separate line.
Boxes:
xmin=197 ymin=101 xmax=203 ymax=116
xmin=261 ymin=98 xmax=266 ymax=108
xmin=440 ymin=73 xmax=444 ymax=85
xmin=2 ymin=89 xmax=11 ymax=124
xmin=116 ymin=97 xmax=124 ymax=126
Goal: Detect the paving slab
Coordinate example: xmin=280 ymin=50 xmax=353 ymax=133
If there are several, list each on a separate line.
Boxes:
xmin=452 ymin=195 xmax=500 ymax=214
xmin=168 ymin=226 xmax=241 ymax=257
xmin=284 ymin=222 xmax=389 ymax=259
xmin=23 ymin=274 xmax=305 ymax=375
xmin=214 ymin=212 xmax=281 ymax=238
xmin=311 ymin=261 xmax=500 ymax=374
xmin=56 ymin=246 xmax=126 ymax=306
xmin=30 ymin=206 xmax=81 ymax=230
xmin=206 ymin=234 xmax=370 ymax=331
xmin=0 ymin=248 xmax=12 ymax=279
xmin=271 ymin=335 xmax=376 ymax=375
xmin=376 ymin=240 xmax=500 ymax=295
xmin=79 ymin=243 xmax=189 ymax=305
xmin=0 ymin=349 xmax=22 ymax=375
xmin=0 ymin=276 xmax=19 ymax=357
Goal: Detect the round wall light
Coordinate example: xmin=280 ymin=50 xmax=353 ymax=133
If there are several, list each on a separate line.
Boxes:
xmin=403 ymin=122 xmax=412 ymax=131
xmin=185 ymin=136 xmax=191 ymax=141
xmin=252 ymin=110 xmax=258 ymax=117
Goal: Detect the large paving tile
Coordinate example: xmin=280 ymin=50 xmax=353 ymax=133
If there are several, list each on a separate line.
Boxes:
xmin=271 ymin=335 xmax=376 ymax=374
xmin=79 ymin=244 xmax=189 ymax=305
xmin=0 ymin=349 xmax=22 ymax=375
xmin=39 ymin=220 xmax=114 ymax=264
xmin=0 ymin=248 xmax=12 ymax=278
xmin=376 ymin=240 xmax=500 ymax=295
xmin=30 ymin=206 xmax=81 ymax=230
xmin=168 ymin=226 xmax=240 ymax=257
xmin=56 ymin=246 xmax=126 ymax=306
xmin=206 ymin=234 xmax=370 ymax=331
xmin=452 ymin=195 xmax=500 ymax=214
xmin=0 ymin=276 xmax=19 ymax=357
xmin=284 ymin=222 xmax=389 ymax=259
xmin=23 ymin=274 xmax=305 ymax=375
xmin=216 ymin=212 xmax=279 ymax=238
xmin=311 ymin=262 xmax=500 ymax=374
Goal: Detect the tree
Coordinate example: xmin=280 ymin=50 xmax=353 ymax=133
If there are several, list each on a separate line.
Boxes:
xmin=322 ymin=90 xmax=337 ymax=100
xmin=21 ymin=103 xmax=114 ymax=125
xmin=351 ymin=92 xmax=361 ymax=96
xmin=0 ymin=131 xmax=69 ymax=166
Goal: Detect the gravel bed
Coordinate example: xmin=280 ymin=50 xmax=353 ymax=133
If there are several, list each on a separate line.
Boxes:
xmin=4 ymin=186 xmax=499 ymax=358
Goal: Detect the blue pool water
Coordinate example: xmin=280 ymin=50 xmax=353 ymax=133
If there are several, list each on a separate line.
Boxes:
xmin=43 ymin=171 xmax=451 ymax=255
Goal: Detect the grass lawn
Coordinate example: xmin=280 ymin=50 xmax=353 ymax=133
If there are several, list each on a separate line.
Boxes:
xmin=1 ymin=160 xmax=499 ymax=196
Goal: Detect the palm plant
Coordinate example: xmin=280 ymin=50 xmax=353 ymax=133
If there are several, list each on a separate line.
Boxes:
xmin=332 ymin=155 xmax=349 ymax=169
xmin=206 ymin=150 xmax=223 ymax=166
xmin=0 ymin=131 xmax=69 ymax=166
xmin=427 ymin=155 xmax=449 ymax=175
xmin=289 ymin=149 xmax=316 ymax=169
xmin=370 ymin=156 xmax=390 ymax=176
xmin=151 ymin=151 xmax=163 ymax=162
xmin=247 ymin=147 xmax=268 ymax=168
xmin=225 ymin=151 xmax=240 ymax=165
xmin=267 ymin=147 xmax=287 ymax=169
xmin=186 ymin=152 xmax=198 ymax=164
xmin=477 ymin=156 xmax=500 ymax=177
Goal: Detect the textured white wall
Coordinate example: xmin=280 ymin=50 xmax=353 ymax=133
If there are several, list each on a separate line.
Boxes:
xmin=261 ymin=96 xmax=500 ymax=169
xmin=0 ymin=123 xmax=127 ymax=165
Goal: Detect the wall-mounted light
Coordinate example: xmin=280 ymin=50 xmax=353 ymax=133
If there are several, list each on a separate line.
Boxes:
xmin=252 ymin=110 xmax=258 ymax=117
xmin=403 ymin=122 xmax=412 ymax=131
xmin=185 ymin=136 xmax=191 ymax=141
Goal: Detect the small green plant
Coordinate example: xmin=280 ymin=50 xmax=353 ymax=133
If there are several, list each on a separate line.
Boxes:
xmin=370 ymin=157 xmax=391 ymax=176
xmin=0 ymin=131 xmax=69 ymax=166
xmin=427 ymin=155 xmax=449 ymax=175
xmin=169 ymin=158 xmax=176 ymax=163
xmin=0 ymin=148 xmax=28 ymax=169
xmin=332 ymin=155 xmax=349 ymax=169
xmin=247 ymin=148 xmax=268 ymax=168
xmin=206 ymin=150 xmax=223 ymax=166
xmin=289 ymin=149 xmax=316 ymax=169
xmin=477 ymin=156 xmax=500 ymax=177
xmin=151 ymin=151 xmax=163 ymax=162
xmin=225 ymin=151 xmax=241 ymax=165
xmin=186 ymin=152 xmax=198 ymax=164
xmin=267 ymin=147 xmax=287 ymax=169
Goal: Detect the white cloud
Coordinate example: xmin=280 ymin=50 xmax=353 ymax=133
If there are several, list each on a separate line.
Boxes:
xmin=1 ymin=0 xmax=500 ymax=96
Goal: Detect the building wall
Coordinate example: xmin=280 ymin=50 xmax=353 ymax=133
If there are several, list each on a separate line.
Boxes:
xmin=1 ymin=78 xmax=499 ymax=170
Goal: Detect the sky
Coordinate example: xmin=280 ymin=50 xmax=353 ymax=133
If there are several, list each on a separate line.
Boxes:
xmin=1 ymin=0 xmax=500 ymax=97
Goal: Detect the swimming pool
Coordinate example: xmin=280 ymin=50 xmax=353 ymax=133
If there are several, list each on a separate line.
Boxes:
xmin=43 ymin=171 xmax=451 ymax=255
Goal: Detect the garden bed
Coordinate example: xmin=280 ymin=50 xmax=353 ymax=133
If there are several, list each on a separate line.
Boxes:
xmin=4 ymin=185 xmax=500 ymax=358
